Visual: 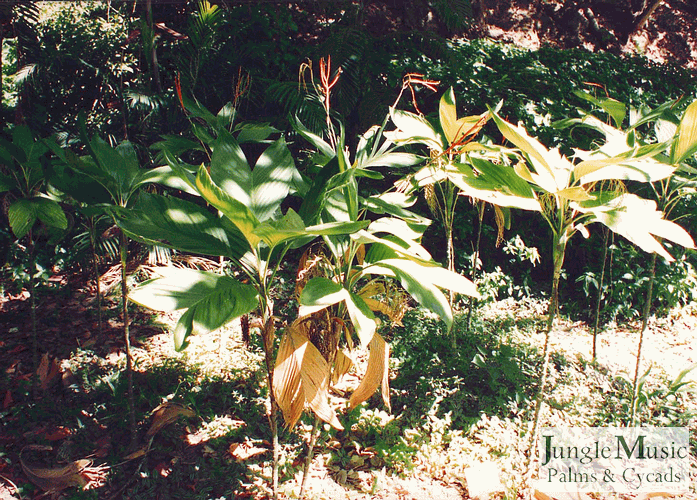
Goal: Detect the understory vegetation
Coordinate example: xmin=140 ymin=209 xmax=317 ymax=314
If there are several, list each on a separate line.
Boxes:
xmin=1 ymin=1 xmax=697 ymax=499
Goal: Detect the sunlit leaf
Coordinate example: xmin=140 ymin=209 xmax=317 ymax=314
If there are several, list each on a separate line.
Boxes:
xmin=672 ymin=100 xmax=697 ymax=164
xmin=129 ymin=267 xmax=258 ymax=351
xmin=196 ymin=165 xmax=261 ymax=247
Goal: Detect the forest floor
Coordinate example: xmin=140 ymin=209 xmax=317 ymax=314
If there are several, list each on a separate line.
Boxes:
xmin=0 ymin=260 xmax=696 ymax=500
xmin=476 ymin=0 xmax=697 ymax=71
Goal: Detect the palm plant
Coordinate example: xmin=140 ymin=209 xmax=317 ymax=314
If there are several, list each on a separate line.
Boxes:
xmin=561 ymin=95 xmax=697 ymax=424
xmin=478 ymin=109 xmax=694 ymax=478
xmin=275 ymin=77 xmax=479 ymax=494
xmin=387 ymin=86 xmax=695 ymax=483
xmin=0 ymin=125 xmax=67 ymax=385
xmin=47 ymin=125 xmax=172 ymax=443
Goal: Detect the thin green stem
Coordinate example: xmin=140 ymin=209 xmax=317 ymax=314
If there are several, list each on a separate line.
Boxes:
xmin=466 ymin=202 xmax=485 ymax=331
xmin=592 ymin=227 xmax=610 ymax=362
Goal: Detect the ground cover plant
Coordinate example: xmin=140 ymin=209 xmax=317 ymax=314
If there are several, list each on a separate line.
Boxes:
xmin=2 ymin=2 xmax=697 ymax=500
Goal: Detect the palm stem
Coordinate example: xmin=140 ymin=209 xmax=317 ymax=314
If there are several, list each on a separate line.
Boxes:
xmin=299 ymin=414 xmax=321 ymax=499
xmin=259 ymin=309 xmax=279 ymax=500
xmin=467 ymin=202 xmax=485 ymax=331
xmin=90 ymin=219 xmax=103 ymax=335
xmin=526 ymin=238 xmax=565 ymax=476
xmin=120 ymin=230 xmax=136 ymax=443
xmin=630 ymin=252 xmax=657 ymax=425
xmin=28 ymin=230 xmax=38 ymax=394
xmin=592 ymin=227 xmax=610 ymax=362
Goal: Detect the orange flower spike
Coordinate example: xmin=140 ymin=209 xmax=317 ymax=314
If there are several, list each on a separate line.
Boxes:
xmin=401 ymin=73 xmax=440 ymax=115
xmin=175 ymin=72 xmax=185 ymax=111
xmin=319 ymin=56 xmax=342 ymax=111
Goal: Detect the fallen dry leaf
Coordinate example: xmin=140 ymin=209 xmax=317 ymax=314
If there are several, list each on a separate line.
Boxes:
xmin=43 ymin=426 xmax=73 ymax=441
xmin=3 ymin=390 xmax=12 ymax=410
xmin=228 ymin=441 xmax=268 ymax=462
xmin=20 ymin=445 xmax=107 ymax=492
xmin=146 ymin=402 xmax=195 ymax=436
xmin=36 ymin=354 xmax=61 ymax=390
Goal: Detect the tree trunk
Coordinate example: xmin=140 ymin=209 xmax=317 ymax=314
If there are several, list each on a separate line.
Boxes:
xmin=145 ymin=0 xmax=162 ymax=93
xmin=631 ymin=0 xmax=663 ymax=35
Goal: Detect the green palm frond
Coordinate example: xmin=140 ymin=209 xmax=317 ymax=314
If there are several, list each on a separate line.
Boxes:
xmin=266 ymin=80 xmax=326 ymax=135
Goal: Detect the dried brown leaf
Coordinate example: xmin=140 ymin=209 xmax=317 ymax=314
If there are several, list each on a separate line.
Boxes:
xmin=331 ymin=349 xmax=354 ymax=385
xmin=20 ymin=445 xmax=93 ymax=492
xmin=146 ymin=402 xmax=195 ymax=436
xmin=273 ymin=330 xmax=305 ymax=429
xmin=290 ymin=325 xmax=343 ymax=430
xmin=228 ymin=440 xmax=268 ymax=461
xmin=349 ymin=333 xmax=390 ymax=410
xmin=37 ymin=354 xmax=61 ymax=390
xmin=273 ymin=320 xmax=343 ymax=430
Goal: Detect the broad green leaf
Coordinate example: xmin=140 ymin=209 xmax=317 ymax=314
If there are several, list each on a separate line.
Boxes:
xmin=89 ymin=137 xmax=142 ymax=203
xmin=160 ymin=149 xmax=199 ymax=194
xmin=0 ymin=135 xmax=27 ymax=164
xmin=141 ymin=165 xmax=200 ymax=196
xmin=298 ymin=156 xmax=340 ymax=225
xmin=387 ymin=108 xmax=443 ymax=151
xmin=355 ymin=230 xmax=433 ymax=263
xmin=490 ymin=111 xmax=566 ymax=192
xmin=292 ymin=115 xmax=335 ymax=158
xmin=298 ymin=277 xmax=348 ymax=317
xmin=580 ymin=194 xmax=695 ymax=262
xmin=250 ymin=137 xmax=297 ymax=221
xmin=602 ymin=98 xmax=627 ymax=128
xmin=439 ymin=87 xmax=459 ymax=144
xmin=383 ymin=259 xmax=479 ymax=298
xmin=44 ymin=161 xmax=112 ymax=204
xmin=209 ymin=128 xmax=251 ymax=206
xmin=365 ymin=259 xmax=453 ymax=330
xmin=7 ymin=197 xmax=67 ymax=239
xmin=573 ymin=142 xmax=673 ymax=184
xmin=345 ymin=292 xmax=377 ymax=347
xmin=360 ymin=193 xmax=431 ymax=233
xmin=361 ymin=151 xmax=423 ymax=170
xmin=114 ymin=192 xmax=245 ymax=259
xmin=439 ymin=88 xmax=487 ymax=145
xmin=129 ymin=267 xmax=258 ymax=351
xmin=367 ymin=217 xmax=425 ymax=242
xmin=196 ymin=165 xmax=261 ymax=247
xmin=555 ymin=186 xmax=595 ymax=202
xmin=33 ymin=197 xmax=68 ymax=230
xmin=448 ymin=159 xmax=541 ymax=211
xmin=8 ymin=198 xmax=37 ymax=239
xmin=235 ymin=122 xmax=279 ymax=144
xmin=672 ymin=100 xmax=697 ymax=164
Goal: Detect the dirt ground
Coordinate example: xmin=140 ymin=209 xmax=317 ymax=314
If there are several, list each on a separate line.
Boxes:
xmin=476 ymin=0 xmax=697 ymax=71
